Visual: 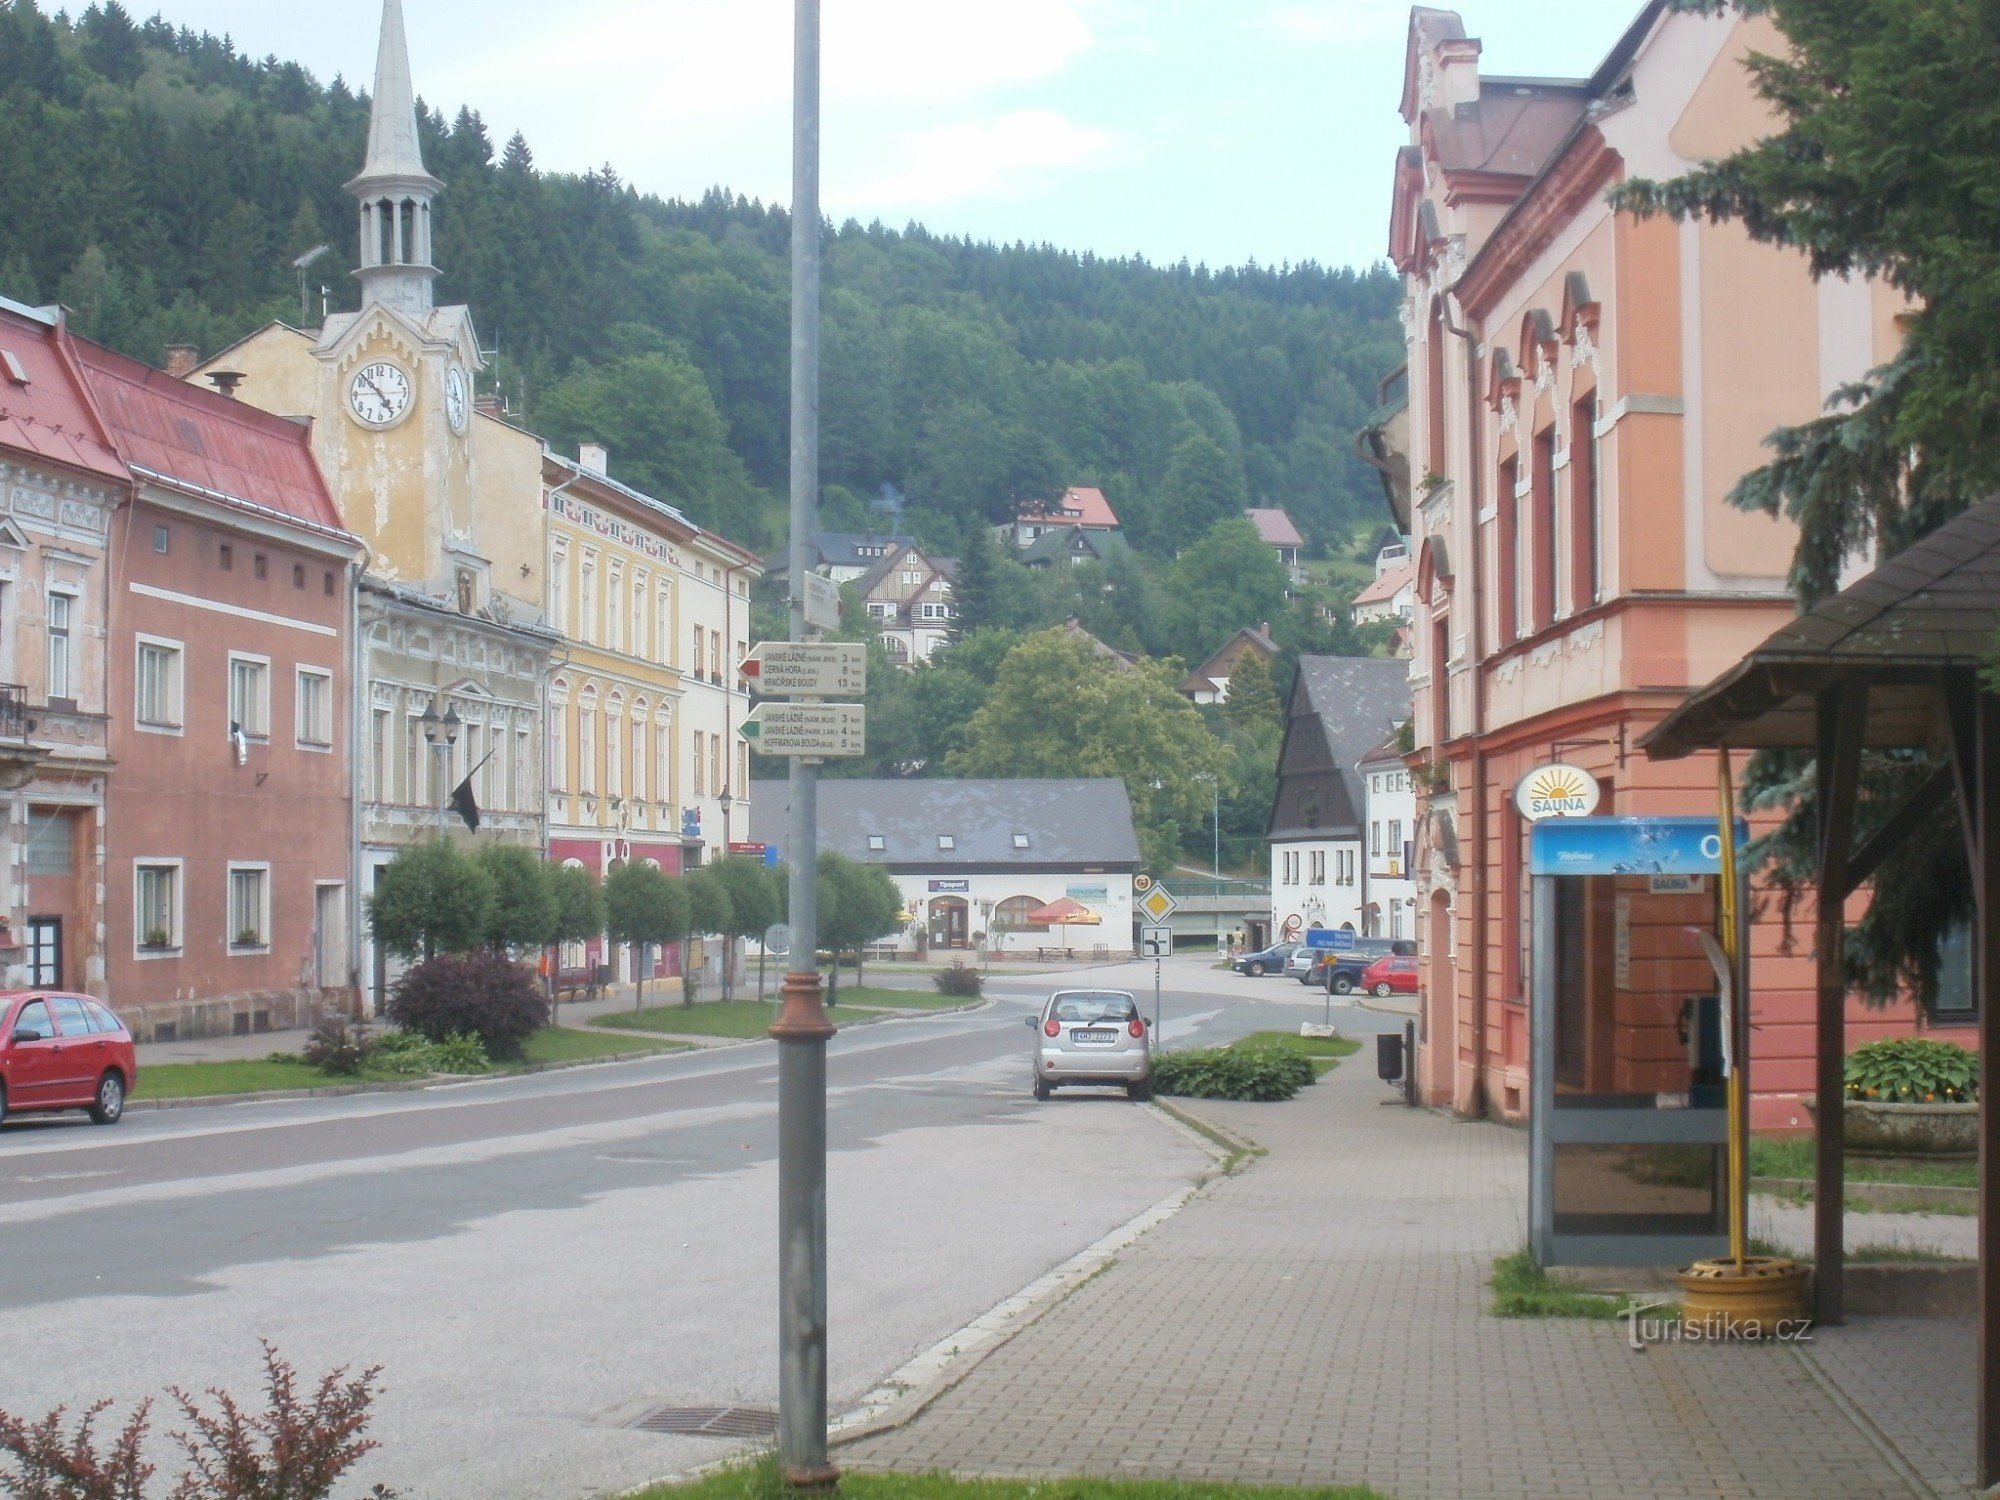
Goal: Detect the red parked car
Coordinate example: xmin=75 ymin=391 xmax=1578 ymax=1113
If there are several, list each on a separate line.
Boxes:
xmin=1360 ymin=955 xmax=1420 ymax=998
xmin=0 ymin=991 xmax=137 ymax=1126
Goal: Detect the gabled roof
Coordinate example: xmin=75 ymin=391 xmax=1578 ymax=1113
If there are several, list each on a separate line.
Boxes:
xmin=1181 ymin=625 xmax=1279 ymax=692
xmin=746 ymin=777 xmax=1142 ymax=869
xmin=1353 ymin=560 xmax=1416 ymax=607
xmin=1058 ymin=616 xmax=1137 ymax=668
xmin=1244 ymin=508 xmax=1305 ymax=548
xmin=815 ymin=531 xmax=915 ymax=568
xmin=71 ymin=335 xmax=348 ymax=536
xmin=0 ymin=299 xmax=126 ymax=486
xmin=1269 ymin=656 xmax=1412 ymax=840
xmin=855 ymin=543 xmax=956 ymax=597
xmin=1021 ymin=525 xmax=1129 ymax=567
xmin=1020 ymin=485 xmax=1120 ymax=530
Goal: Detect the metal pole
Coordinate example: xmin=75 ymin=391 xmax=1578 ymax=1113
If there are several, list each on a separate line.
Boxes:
xmin=1211 ymin=783 xmax=1219 ymax=880
xmin=1152 ymin=955 xmax=1161 ymax=1037
xmin=769 ymin=1 xmax=837 ymax=1488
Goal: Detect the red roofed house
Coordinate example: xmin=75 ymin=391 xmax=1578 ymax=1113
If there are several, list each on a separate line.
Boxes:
xmin=0 ymin=298 xmax=126 ymax=997
xmin=1009 ymin=486 xmax=1121 ymax=548
xmin=1352 ymin=538 xmax=1416 ymax=627
xmin=74 ymin=331 xmax=364 ymax=1040
xmin=1245 ymin=508 xmax=1306 ymax=582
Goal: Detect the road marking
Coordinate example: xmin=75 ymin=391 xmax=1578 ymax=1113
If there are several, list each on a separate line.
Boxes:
xmin=13 ymin=1169 xmax=119 ymax=1185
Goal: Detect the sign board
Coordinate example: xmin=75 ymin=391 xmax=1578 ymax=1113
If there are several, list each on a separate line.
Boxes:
xmin=801 ymin=572 xmax=842 ymax=633
xmin=739 ymin=701 xmax=866 ymax=757
xmin=1514 ymin=763 xmax=1602 ymax=821
xmin=927 ymin=878 xmax=970 ymax=893
xmin=1648 ymin=873 xmax=1707 ymax=895
xmin=1139 ymin=925 xmax=1173 ymax=958
xmin=1135 ymin=885 xmax=1178 ymax=923
xmin=1305 ymin=927 xmax=1356 ymax=951
xmin=1065 ymin=883 xmax=1108 ymax=903
xmin=1530 ymin=816 xmax=1750 ymax=877
xmin=728 ymin=841 xmax=768 ymax=858
xmin=742 ymin=640 xmax=865 ymax=697
xmin=763 ymin=922 xmax=792 ymax=955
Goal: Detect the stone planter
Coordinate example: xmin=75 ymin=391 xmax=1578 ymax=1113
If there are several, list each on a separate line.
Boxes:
xmin=1805 ymin=1096 xmax=1979 ymax=1158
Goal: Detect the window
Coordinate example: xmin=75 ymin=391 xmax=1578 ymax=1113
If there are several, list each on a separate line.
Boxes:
xmin=867 ymin=834 xmax=886 ymax=851
xmin=550 ymin=543 xmax=569 ymax=632
xmin=45 ymin=591 xmax=72 ymax=701
xmin=656 ymin=587 xmax=671 ymax=664
xmin=219 ymin=544 xmax=233 ymax=570
xmin=607 ymin=567 xmax=624 ymax=652
xmin=919 ymin=602 xmax=949 ymax=620
xmin=25 ymin=813 xmax=72 ymax=874
xmin=228 ymin=654 xmax=270 ymax=738
xmin=550 ymin=703 xmax=568 ymax=791
xmin=692 ymin=626 xmax=704 ymax=679
xmin=655 ymin=720 xmax=670 ymax=808
xmin=293 ymin=564 xmax=305 ymax=589
xmin=136 ymin=638 xmax=183 ymax=730
xmin=405 ymin=709 xmax=422 ymax=805
xmin=324 ymin=570 xmax=335 ymax=597
xmin=937 ymin=834 xmax=955 ymax=850
xmin=605 ymin=712 xmax=623 ymax=797
xmin=631 ymin=574 xmax=648 ymax=656
xmin=1571 ymin=392 xmax=1600 ymax=611
xmin=1931 ymin=923 xmax=1977 ymax=1023
xmin=710 ymin=733 xmax=722 ymax=795
xmin=709 ymin=630 xmax=722 ymax=682
xmin=1431 ymin=614 xmax=1452 ymax=743
xmin=228 ymin=864 xmax=269 ymax=948
xmin=516 ymin=726 xmax=532 ymax=814
xmin=1389 ymin=820 xmax=1403 ymax=863
xmin=371 ymin=708 xmax=389 ymax=799
xmin=1496 ymin=454 xmax=1518 ymax=643
xmin=994 ymin=895 xmax=1042 ymax=932
xmin=578 ymin=709 xmax=596 ymax=796
xmin=867 ymin=601 xmax=892 ymax=620
xmin=579 ymin=553 xmax=598 ymax=642
xmin=296 ymin=668 xmax=332 ymax=746
xmin=254 ymin=553 xmax=267 ymax=580
xmin=1531 ymin=425 xmax=1557 ymax=631
xmin=1309 ymin=850 xmax=1326 ymax=886
xmin=153 ymin=525 xmax=169 ymax=554
xmin=135 ymin=861 xmax=181 ymax=951
xmin=1012 ymin=833 xmax=1030 ymax=849
xmin=692 ymin=730 xmax=705 ymax=795
xmin=1371 ymin=821 xmax=1382 ymax=857
xmin=631 ymin=720 xmax=647 ymax=812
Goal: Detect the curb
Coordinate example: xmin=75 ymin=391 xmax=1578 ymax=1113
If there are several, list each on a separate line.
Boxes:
xmin=827 ymin=1100 xmax=1256 ymax=1448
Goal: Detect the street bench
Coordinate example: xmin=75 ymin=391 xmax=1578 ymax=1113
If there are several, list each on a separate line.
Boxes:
xmin=555 ymin=966 xmax=611 ymax=1002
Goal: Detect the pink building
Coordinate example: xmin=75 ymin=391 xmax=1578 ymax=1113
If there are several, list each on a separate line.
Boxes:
xmin=75 ymin=337 xmax=363 ymax=1040
xmin=1391 ymin=5 xmax=1925 ymax=1125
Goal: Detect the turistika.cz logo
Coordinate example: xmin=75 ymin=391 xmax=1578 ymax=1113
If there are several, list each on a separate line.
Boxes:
xmin=1618 ymin=1302 xmax=1814 ymax=1350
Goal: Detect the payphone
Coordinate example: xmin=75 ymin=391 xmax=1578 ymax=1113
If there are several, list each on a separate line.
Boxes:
xmin=1528 ymin=816 xmax=1747 ymax=1267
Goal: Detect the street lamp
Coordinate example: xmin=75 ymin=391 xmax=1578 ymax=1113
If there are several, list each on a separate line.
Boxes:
xmin=419 ymin=698 xmax=460 ymax=832
xmin=1195 ymin=772 xmax=1220 ymax=881
xmin=718 ymin=785 xmax=734 ymax=856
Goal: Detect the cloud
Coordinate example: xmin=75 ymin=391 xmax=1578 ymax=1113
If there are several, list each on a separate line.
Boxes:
xmin=1260 ymin=3 xmax=1408 ymax=48
xmin=840 ymin=109 xmax=1112 ymax=209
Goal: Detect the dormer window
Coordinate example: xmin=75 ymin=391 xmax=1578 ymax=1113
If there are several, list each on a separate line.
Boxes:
xmin=867 ymin=834 xmax=885 ymax=852
xmin=937 ymin=835 xmax=955 ymax=851
xmin=1012 ymin=833 xmax=1030 ymax=850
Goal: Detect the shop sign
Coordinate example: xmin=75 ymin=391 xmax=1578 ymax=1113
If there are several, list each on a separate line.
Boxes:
xmin=928 ymin=878 xmax=970 ymax=893
xmin=1514 ymin=764 xmax=1601 ymax=821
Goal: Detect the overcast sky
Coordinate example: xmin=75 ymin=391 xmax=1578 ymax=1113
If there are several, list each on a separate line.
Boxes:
xmin=138 ymin=1 xmax=1637 ymax=271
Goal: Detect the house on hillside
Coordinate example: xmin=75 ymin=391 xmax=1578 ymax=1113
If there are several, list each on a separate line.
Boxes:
xmin=1057 ymin=616 xmax=1137 ymax=668
xmin=1353 ymin=540 xmax=1415 ymax=626
xmin=1020 ymin=525 xmax=1130 ymax=570
xmin=1180 ymin=625 xmax=1279 ymax=705
xmin=767 ymin=531 xmax=913 ymax=588
xmin=857 ymin=541 xmax=956 ymax=666
xmin=1267 ymin=656 xmax=1410 ymax=945
xmin=748 ymin=777 xmax=1140 ymax=956
xmin=1245 ymin=508 xmax=1306 ymax=582
xmin=1009 ymin=486 xmax=1121 ymax=548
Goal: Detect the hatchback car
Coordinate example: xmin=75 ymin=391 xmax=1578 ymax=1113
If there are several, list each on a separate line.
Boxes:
xmin=1360 ymin=954 xmax=1421 ymax=997
xmin=1305 ymin=937 xmax=1415 ymax=989
xmin=0 ymin=991 xmax=137 ymax=1126
xmin=1232 ymin=941 xmax=1301 ymax=977
xmin=1028 ymin=988 xmax=1151 ymax=1100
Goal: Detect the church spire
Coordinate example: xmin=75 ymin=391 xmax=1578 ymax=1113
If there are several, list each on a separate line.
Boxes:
xmin=347 ymin=0 xmax=444 ymax=317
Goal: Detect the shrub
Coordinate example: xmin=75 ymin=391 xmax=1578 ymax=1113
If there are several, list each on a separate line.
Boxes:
xmin=1151 ymin=1045 xmax=1316 ymax=1102
xmin=302 ymin=1016 xmax=375 ymax=1076
xmin=0 ymin=1342 xmax=395 ymax=1499
xmin=1845 ymin=1038 xmax=1979 ymax=1103
xmin=931 ymin=961 xmax=983 ymax=997
xmin=431 ymin=1033 xmax=489 ymax=1073
xmin=371 ymin=1031 xmax=440 ymax=1077
xmin=386 ymin=951 xmax=547 ymax=1062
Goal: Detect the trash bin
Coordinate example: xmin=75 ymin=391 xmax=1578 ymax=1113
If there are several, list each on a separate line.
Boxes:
xmin=1376 ymin=1031 xmax=1405 ymax=1083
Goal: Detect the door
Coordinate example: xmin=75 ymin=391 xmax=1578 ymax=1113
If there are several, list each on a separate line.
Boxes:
xmin=5 ymin=997 xmax=63 ymax=1107
xmin=930 ymin=897 xmax=968 ymax=949
xmin=26 ymin=916 xmax=59 ymax=990
xmin=45 ymin=995 xmax=97 ymax=1104
xmin=313 ymin=884 xmax=346 ymax=989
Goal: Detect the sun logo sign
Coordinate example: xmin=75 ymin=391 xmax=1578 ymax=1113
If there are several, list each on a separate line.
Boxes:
xmin=1514 ymin=763 xmax=1603 ymax=821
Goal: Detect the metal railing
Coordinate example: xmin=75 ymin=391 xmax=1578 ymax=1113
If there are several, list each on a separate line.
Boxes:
xmin=0 ymin=683 xmax=32 ymax=738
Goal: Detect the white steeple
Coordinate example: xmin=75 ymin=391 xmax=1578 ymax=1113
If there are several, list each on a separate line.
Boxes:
xmin=347 ymin=0 xmax=444 ymax=317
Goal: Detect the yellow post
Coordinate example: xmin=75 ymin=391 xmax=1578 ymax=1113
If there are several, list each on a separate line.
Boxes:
xmin=1717 ymin=749 xmax=1747 ymax=1270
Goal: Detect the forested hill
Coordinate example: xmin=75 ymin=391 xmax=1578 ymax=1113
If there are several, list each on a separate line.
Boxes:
xmin=0 ymin=0 xmax=1402 ymax=557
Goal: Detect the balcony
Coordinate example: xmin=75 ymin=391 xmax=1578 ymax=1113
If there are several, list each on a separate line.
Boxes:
xmin=0 ymin=683 xmax=31 ymax=739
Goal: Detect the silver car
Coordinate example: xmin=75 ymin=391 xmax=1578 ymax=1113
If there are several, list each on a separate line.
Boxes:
xmin=1027 ymin=988 xmax=1152 ymax=1101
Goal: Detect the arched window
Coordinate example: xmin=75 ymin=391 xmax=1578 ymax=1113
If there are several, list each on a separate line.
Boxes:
xmin=994 ymin=895 xmax=1043 ymax=933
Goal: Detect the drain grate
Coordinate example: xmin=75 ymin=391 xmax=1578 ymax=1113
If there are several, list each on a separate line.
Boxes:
xmin=630 ymin=1405 xmax=779 ymax=1439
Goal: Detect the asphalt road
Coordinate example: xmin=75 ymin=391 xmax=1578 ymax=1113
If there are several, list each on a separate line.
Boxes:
xmin=0 ymin=958 xmax=1402 ymax=1499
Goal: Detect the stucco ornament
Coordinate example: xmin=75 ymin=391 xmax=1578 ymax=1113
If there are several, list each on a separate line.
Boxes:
xmin=1533 ymin=360 xmax=1555 ymax=398
xmin=1419 ymin=49 xmax=1438 ymax=109
xmin=1499 ymin=394 xmax=1520 ymax=437
xmin=1443 ymin=235 xmax=1467 ymax=284
xmin=1573 ymin=317 xmax=1599 ymax=370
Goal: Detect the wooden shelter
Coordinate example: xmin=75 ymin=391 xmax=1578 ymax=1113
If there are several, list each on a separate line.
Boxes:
xmin=1642 ymin=497 xmax=2000 ymax=1487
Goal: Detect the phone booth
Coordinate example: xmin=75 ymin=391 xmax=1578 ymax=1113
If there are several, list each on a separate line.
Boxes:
xmin=1528 ymin=816 xmax=1747 ymax=1267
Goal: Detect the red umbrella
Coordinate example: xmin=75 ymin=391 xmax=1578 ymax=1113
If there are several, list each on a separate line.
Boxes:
xmin=1025 ymin=896 xmax=1102 ymax=927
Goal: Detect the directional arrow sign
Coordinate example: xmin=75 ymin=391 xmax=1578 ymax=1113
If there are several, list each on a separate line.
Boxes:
xmin=741 ymin=640 xmax=866 ymax=697
xmin=739 ymin=701 xmax=866 ymax=757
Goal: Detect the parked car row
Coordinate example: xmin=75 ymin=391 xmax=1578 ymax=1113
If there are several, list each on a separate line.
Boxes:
xmin=0 ymin=990 xmax=138 ymax=1126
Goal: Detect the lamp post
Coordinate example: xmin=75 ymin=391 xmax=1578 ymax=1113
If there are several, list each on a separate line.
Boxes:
xmin=717 ymin=786 xmax=735 ymax=997
xmin=419 ymin=698 xmax=460 ymax=835
xmin=1195 ymin=772 xmax=1220 ymax=881
xmin=718 ymin=786 xmax=733 ymax=856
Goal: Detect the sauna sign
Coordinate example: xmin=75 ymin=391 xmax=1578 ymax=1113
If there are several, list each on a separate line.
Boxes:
xmin=1514 ymin=764 xmax=1601 ymax=821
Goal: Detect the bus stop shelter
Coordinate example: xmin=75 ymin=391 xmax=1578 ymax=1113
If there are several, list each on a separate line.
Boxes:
xmin=1641 ymin=496 xmax=2000 ymax=1488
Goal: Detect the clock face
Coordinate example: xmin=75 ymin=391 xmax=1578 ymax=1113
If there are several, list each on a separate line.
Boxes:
xmin=347 ymin=360 xmax=412 ymax=427
xmin=444 ymin=366 xmax=469 ymax=432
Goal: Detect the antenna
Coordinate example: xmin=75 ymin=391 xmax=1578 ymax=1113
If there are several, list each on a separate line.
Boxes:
xmin=291 ymin=243 xmax=331 ymax=324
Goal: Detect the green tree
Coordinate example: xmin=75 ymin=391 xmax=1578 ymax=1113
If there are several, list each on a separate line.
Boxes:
xmin=1165 ymin=517 xmax=1292 ymax=664
xmin=1613 ymin=0 xmax=2000 ymax=1000
xmin=816 ymin=852 xmax=903 ymax=998
xmin=367 ymin=840 xmax=495 ymax=962
xmin=474 ymin=843 xmax=557 ymax=954
xmin=604 ymin=859 xmax=685 ymax=1009
xmin=681 ymin=865 xmax=734 ymax=1005
xmin=1148 ymin=434 xmax=1248 ymax=554
xmin=549 ymin=863 xmax=607 ymax=984
xmin=707 ymin=854 xmax=779 ymax=1000
xmin=1221 ymin=651 xmax=1283 ymax=731
xmin=949 ymin=630 xmax=1233 ymax=872
xmin=535 ymin=351 xmax=739 ymax=516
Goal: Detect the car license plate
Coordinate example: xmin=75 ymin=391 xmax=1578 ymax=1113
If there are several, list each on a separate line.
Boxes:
xmin=1072 ymin=1028 xmax=1118 ymax=1043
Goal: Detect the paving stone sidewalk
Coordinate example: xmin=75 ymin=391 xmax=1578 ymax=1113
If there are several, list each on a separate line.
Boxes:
xmin=843 ymin=1048 xmax=1977 ymax=1499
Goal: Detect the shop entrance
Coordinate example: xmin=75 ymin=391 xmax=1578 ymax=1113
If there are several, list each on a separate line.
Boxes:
xmin=1529 ymin=817 xmax=1743 ymax=1267
xmin=928 ymin=896 xmax=968 ymax=949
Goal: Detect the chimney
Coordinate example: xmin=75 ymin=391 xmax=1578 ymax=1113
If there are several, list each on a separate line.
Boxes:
xmin=579 ymin=442 xmax=608 ymax=475
xmin=164 ymin=344 xmax=200 ymax=379
xmin=473 ymin=391 xmax=502 ymax=418
xmin=204 ymin=370 xmax=245 ymax=399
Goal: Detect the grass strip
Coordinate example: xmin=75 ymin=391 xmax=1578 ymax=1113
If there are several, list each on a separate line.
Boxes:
xmin=625 ymin=1459 xmax=1384 ymax=1500
xmin=1489 ymin=1249 xmax=1643 ymax=1320
xmin=1232 ymin=1029 xmax=1361 ymax=1075
xmin=1750 ymin=1135 xmax=1975 ymax=1190
xmin=593 ymin=990 xmax=971 ymax=1038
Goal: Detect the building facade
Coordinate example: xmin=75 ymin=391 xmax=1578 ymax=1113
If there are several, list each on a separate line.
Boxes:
xmin=1359 ymin=737 xmax=1418 ymax=942
xmin=1391 ymin=5 xmax=1920 ymax=1121
xmin=0 ymin=299 xmax=122 ymax=999
xmin=855 ymin=541 xmax=955 ymax=666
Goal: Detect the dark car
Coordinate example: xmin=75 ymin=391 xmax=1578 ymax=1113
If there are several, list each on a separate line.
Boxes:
xmin=1309 ymin=938 xmax=1417 ymax=991
xmin=0 ymin=991 xmax=137 ymax=1126
xmin=1232 ymin=941 xmax=1303 ymax=977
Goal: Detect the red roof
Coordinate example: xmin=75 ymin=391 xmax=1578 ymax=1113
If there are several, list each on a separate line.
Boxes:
xmin=1245 ymin=508 xmax=1304 ymax=548
xmin=0 ymin=302 xmax=126 ymax=486
xmin=1021 ymin=485 xmax=1120 ymax=530
xmin=71 ymin=337 xmax=345 ymax=535
xmin=1354 ymin=560 xmax=1415 ymax=606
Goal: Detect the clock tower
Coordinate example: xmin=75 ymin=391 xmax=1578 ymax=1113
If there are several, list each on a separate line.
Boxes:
xmin=308 ymin=0 xmax=483 ymax=588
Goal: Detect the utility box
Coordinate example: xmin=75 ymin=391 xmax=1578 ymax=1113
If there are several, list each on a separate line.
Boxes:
xmin=1376 ymin=1031 xmax=1405 ymax=1082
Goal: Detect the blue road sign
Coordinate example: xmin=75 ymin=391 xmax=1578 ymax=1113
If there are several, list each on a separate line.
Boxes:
xmin=1305 ymin=928 xmax=1356 ymax=951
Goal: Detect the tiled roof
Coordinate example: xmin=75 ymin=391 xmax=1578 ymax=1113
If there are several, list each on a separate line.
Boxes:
xmin=1353 ymin=561 xmax=1415 ymax=606
xmin=745 ymin=777 xmax=1142 ymax=867
xmin=1245 ymin=508 xmax=1305 ymax=548
xmin=71 ymin=336 xmax=346 ymax=535
xmin=1020 ymin=485 xmax=1120 ymax=529
xmin=1270 ymin=656 xmax=1411 ymax=839
xmin=0 ymin=300 xmax=126 ymax=486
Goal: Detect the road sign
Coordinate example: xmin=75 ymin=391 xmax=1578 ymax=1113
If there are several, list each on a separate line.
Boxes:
xmin=801 ymin=572 xmax=843 ymax=633
xmin=742 ymin=640 xmax=866 ymax=697
xmin=1136 ymin=885 xmax=1178 ymax=923
xmin=1305 ymin=928 xmax=1356 ymax=951
xmin=1139 ymin=925 xmax=1172 ymax=957
xmin=739 ymin=701 xmax=866 ymax=756
xmin=763 ymin=922 xmax=792 ymax=955
xmin=1134 ymin=873 xmax=1153 ymax=893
